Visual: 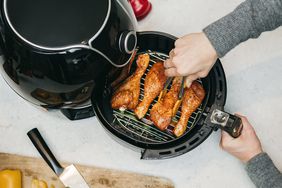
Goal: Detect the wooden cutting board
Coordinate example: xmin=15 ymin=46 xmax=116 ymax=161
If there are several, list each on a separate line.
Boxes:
xmin=0 ymin=153 xmax=174 ymax=188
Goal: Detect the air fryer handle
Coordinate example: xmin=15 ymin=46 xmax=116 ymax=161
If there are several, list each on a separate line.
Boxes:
xmin=27 ymin=128 xmax=64 ymax=175
xmin=221 ymin=114 xmax=243 ymax=138
xmin=210 ymin=109 xmax=243 ymax=138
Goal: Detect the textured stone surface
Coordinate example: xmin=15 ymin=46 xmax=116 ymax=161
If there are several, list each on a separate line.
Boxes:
xmin=1 ymin=0 xmax=282 ymax=187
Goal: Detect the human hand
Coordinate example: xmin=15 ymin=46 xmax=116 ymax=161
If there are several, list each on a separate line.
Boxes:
xmin=220 ymin=114 xmax=263 ymax=163
xmin=164 ymin=32 xmax=218 ymax=87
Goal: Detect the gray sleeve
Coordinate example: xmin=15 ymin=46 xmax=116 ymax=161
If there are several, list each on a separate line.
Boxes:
xmin=246 ymin=152 xmax=282 ymax=188
xmin=203 ymin=0 xmax=282 ymax=57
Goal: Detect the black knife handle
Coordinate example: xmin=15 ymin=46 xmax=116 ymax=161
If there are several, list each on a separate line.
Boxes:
xmin=27 ymin=128 xmax=64 ymax=175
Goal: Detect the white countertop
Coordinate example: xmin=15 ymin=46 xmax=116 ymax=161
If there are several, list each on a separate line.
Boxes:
xmin=1 ymin=0 xmax=282 ymax=187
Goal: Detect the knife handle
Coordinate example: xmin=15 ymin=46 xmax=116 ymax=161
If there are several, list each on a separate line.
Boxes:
xmin=27 ymin=128 xmax=64 ymax=175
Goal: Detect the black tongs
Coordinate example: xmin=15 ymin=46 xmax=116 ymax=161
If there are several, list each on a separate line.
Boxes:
xmin=158 ymin=77 xmax=173 ymax=102
xmin=158 ymin=77 xmax=186 ymax=116
xmin=173 ymin=77 xmax=185 ymax=116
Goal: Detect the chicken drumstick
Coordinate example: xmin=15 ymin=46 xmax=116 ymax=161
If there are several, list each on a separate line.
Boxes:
xmin=134 ymin=62 xmax=167 ymax=119
xmin=173 ymin=81 xmax=205 ymax=137
xmin=111 ymin=54 xmax=150 ymax=110
xmin=150 ymin=77 xmax=182 ymax=130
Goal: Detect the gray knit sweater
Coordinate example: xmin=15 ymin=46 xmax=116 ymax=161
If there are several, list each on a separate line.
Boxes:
xmin=203 ymin=0 xmax=282 ymax=187
xmin=246 ymin=153 xmax=282 ymax=188
xmin=203 ymin=0 xmax=282 ymax=57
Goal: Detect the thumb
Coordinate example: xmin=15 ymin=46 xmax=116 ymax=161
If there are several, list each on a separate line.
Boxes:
xmin=221 ymin=129 xmax=234 ymax=142
xmin=185 ymin=74 xmax=198 ymax=88
xmin=220 ymin=130 xmax=234 ymax=149
xmin=185 ymin=78 xmax=192 ymax=88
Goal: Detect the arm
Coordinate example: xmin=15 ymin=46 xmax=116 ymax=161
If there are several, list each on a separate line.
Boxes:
xmin=164 ymin=0 xmax=282 ymax=85
xmin=246 ymin=153 xmax=282 ymax=188
xmin=204 ymin=0 xmax=282 ymax=57
xmin=220 ymin=115 xmax=282 ymax=188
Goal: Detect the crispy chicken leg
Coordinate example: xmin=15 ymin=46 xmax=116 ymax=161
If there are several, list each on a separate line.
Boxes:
xmin=111 ymin=54 xmax=150 ymax=110
xmin=150 ymin=77 xmax=182 ymax=130
xmin=134 ymin=62 xmax=167 ymax=119
xmin=174 ymin=81 xmax=205 ymax=137
xmin=110 ymin=50 xmax=137 ymax=90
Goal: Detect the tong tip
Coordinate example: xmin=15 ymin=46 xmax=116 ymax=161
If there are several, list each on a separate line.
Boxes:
xmin=178 ymin=77 xmax=186 ymax=100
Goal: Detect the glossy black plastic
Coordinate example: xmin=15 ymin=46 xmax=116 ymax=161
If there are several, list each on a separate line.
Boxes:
xmin=6 ymin=0 xmax=109 ymax=48
xmin=27 ymin=128 xmax=64 ymax=175
xmin=0 ymin=0 xmax=136 ymax=109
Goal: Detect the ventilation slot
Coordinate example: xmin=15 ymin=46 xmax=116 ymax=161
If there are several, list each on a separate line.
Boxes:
xmin=216 ymin=66 xmax=222 ymax=77
xmin=175 ymin=145 xmax=187 ymax=152
xmin=189 ymin=137 xmax=200 ymax=146
xmin=159 ymin=150 xmax=172 ymax=156
xmin=219 ymin=80 xmax=223 ymax=92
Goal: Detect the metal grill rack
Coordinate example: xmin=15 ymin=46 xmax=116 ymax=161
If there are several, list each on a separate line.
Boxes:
xmin=112 ymin=51 xmax=205 ymax=143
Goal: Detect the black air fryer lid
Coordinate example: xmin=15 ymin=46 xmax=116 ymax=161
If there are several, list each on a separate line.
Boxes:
xmin=4 ymin=0 xmax=109 ymax=48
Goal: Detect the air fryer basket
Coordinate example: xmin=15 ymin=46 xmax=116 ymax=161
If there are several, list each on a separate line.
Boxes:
xmin=92 ymin=31 xmax=227 ymax=159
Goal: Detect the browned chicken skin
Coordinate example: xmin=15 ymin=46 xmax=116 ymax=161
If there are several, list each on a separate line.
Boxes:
xmin=111 ymin=54 xmax=150 ymax=110
xmin=134 ymin=62 xmax=167 ymax=119
xmin=110 ymin=50 xmax=137 ymax=90
xmin=150 ymin=77 xmax=182 ymax=130
xmin=174 ymin=81 xmax=205 ymax=137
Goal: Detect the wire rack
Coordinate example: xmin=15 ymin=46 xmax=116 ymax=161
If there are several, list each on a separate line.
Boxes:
xmin=112 ymin=51 xmax=204 ymax=143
